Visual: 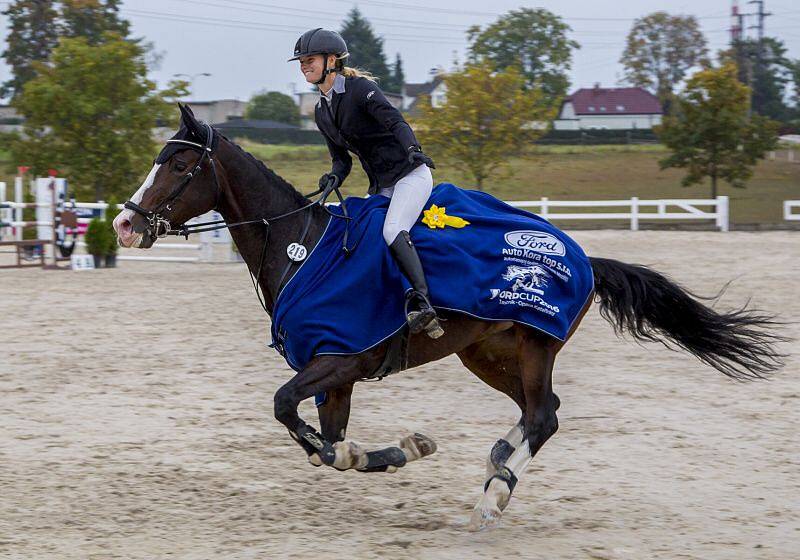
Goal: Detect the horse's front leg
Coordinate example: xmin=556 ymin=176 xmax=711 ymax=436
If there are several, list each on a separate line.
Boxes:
xmin=309 ymin=382 xmax=369 ymax=470
xmin=274 ymin=354 xmax=436 ymax=472
xmin=273 ymin=356 xmax=366 ymax=468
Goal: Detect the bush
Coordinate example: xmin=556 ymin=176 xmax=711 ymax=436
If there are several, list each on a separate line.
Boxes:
xmin=85 ymin=218 xmax=109 ymax=256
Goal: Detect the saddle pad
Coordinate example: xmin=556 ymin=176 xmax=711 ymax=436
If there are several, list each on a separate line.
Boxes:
xmin=271 ymin=183 xmax=594 ymax=371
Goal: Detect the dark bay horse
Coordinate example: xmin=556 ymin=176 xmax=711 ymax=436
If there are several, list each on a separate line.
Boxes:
xmin=113 ymin=106 xmax=784 ymax=531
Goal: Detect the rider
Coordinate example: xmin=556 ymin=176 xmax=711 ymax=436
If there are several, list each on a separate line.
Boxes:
xmin=289 ymin=28 xmax=443 ymax=339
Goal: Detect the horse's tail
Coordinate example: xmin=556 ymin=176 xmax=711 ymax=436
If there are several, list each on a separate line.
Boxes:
xmin=589 ymin=257 xmax=787 ymax=381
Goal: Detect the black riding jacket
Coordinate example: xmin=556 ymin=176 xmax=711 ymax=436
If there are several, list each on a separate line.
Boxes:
xmin=315 ymin=75 xmax=423 ymax=195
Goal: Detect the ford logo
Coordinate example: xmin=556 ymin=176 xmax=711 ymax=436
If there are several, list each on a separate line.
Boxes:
xmin=504 ymin=230 xmax=566 ymax=256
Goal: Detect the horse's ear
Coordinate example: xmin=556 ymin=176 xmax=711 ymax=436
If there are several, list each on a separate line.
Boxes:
xmin=178 ymin=103 xmax=202 ymax=135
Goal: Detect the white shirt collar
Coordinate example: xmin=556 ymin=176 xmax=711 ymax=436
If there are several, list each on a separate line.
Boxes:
xmin=320 ymin=73 xmax=346 ymax=103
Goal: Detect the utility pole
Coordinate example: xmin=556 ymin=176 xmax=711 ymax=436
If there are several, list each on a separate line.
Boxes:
xmin=744 ymin=1 xmax=771 ymax=116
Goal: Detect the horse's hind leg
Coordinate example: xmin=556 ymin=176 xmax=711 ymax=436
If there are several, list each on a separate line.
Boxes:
xmin=457 ymin=332 xmax=527 ymax=479
xmin=469 ymin=325 xmax=560 ymax=531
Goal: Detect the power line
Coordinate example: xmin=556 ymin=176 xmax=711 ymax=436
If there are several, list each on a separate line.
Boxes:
xmin=123 ymin=8 xmax=471 ymax=45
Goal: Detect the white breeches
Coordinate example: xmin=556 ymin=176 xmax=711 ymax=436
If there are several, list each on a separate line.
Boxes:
xmin=379 ymin=164 xmax=433 ymax=245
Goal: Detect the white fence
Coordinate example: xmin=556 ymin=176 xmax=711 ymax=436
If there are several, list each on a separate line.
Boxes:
xmin=0 ymin=197 xmax=228 ymax=263
xmin=507 ymin=196 xmax=730 ymax=232
xmin=784 ymin=200 xmax=800 ymax=221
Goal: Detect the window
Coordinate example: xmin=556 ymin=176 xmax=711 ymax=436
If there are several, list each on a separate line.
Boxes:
xmin=588 ymin=106 xmax=595 ymax=111
xmin=600 ymin=106 xmax=606 ymax=112
xmin=617 ymin=105 xmax=625 ymax=111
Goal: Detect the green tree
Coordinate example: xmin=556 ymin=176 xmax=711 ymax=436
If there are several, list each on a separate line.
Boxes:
xmin=414 ymin=61 xmax=551 ymax=190
xmin=655 ymin=63 xmax=779 ymax=198
xmin=245 ymin=91 xmax=300 ymax=125
xmin=383 ymin=52 xmax=405 ymax=94
xmin=339 ymin=8 xmax=391 ymax=86
xmin=467 ymin=8 xmax=578 ymax=106
xmin=620 ymin=12 xmax=708 ymax=112
xmin=721 ymin=37 xmax=794 ymax=123
xmin=10 ymin=35 xmax=186 ymax=201
xmin=1 ymin=0 xmax=59 ymax=99
xmin=60 ymin=0 xmax=130 ymax=44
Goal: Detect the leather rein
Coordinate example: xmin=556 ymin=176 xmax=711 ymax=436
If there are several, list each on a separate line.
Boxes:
xmin=123 ymin=124 xmax=351 ymax=313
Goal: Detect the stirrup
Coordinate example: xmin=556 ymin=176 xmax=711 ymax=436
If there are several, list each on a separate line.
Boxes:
xmin=405 ymin=292 xmax=444 ymax=339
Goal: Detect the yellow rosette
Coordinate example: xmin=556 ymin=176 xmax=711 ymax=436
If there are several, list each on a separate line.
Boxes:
xmin=421 ymin=204 xmax=470 ymax=230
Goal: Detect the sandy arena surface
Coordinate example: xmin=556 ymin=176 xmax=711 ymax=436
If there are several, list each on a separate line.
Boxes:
xmin=1 ymin=230 xmax=798 ymax=559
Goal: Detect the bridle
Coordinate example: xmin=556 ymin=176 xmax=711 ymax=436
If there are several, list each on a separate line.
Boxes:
xmin=122 ymin=122 xmax=354 ymax=313
xmin=123 ymin=123 xmax=221 ymax=240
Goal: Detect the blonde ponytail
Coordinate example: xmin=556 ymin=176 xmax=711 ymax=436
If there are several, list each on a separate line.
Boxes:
xmin=339 ymin=65 xmax=378 ymax=83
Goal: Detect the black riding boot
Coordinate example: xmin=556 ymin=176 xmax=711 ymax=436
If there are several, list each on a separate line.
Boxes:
xmin=389 ymin=231 xmax=444 ymax=339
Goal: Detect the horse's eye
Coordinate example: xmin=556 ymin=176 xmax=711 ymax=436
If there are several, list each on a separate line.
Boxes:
xmin=175 ymin=162 xmax=187 ymax=172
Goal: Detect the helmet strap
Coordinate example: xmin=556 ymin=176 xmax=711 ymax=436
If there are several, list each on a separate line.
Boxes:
xmin=314 ymin=53 xmax=334 ymax=85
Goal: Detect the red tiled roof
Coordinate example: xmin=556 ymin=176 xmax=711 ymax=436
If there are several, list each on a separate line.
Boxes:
xmin=566 ymin=87 xmax=662 ymax=115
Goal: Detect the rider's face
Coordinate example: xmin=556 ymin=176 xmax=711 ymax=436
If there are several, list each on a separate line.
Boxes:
xmin=299 ymin=55 xmax=324 ymax=83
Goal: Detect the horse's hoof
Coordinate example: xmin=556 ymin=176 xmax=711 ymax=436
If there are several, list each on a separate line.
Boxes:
xmin=468 ymin=505 xmax=503 ymax=532
xmin=399 ymin=433 xmax=437 ymax=462
xmin=308 ymin=453 xmax=323 ymax=467
xmin=332 ymin=440 xmax=368 ymax=470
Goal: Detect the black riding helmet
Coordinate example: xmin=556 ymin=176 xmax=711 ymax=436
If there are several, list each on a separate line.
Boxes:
xmin=288 ymin=28 xmax=349 ymax=85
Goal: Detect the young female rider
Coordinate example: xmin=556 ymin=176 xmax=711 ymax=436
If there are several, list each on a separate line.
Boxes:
xmin=289 ymin=28 xmax=443 ymax=339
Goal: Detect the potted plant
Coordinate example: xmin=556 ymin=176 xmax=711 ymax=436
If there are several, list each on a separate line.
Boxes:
xmin=85 ymin=218 xmax=107 ymax=268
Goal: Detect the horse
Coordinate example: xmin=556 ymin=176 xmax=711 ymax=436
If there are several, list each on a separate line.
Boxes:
xmin=112 ymin=106 xmax=784 ymax=531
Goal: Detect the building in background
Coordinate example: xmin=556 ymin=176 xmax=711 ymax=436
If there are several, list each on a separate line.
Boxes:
xmin=402 ymin=75 xmax=446 ymax=116
xmin=554 ymin=86 xmax=662 ymax=130
xmin=295 ymin=90 xmax=403 ymax=131
xmin=0 ymin=104 xmax=23 ymax=133
xmin=185 ymin=99 xmax=247 ymax=125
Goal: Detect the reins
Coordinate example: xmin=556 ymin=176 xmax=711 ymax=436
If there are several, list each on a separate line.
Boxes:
xmin=123 ymin=124 xmax=354 ymax=315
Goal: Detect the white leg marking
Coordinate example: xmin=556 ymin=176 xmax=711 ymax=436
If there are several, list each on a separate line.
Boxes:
xmin=470 ymin=436 xmax=533 ymax=532
xmin=485 ymin=423 xmax=524 ymax=479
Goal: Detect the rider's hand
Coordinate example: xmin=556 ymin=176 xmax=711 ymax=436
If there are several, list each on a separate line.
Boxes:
xmin=408 ymin=146 xmax=435 ymax=169
xmin=318 ymin=172 xmax=342 ymax=193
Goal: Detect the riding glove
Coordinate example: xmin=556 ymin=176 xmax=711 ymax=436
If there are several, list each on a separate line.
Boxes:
xmin=407 ymin=146 xmax=436 ymax=169
xmin=318 ymin=172 xmax=342 ymax=193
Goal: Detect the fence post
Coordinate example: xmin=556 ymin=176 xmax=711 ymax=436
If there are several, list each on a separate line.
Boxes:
xmin=716 ymin=196 xmax=729 ymax=232
xmin=540 ymin=196 xmax=549 ymax=220
xmin=630 ymin=196 xmax=639 ymax=231
xmin=14 ymin=176 xmax=23 ymax=241
xmin=789 ymin=150 xmax=795 ymax=163
xmin=98 ymin=200 xmax=106 ymax=221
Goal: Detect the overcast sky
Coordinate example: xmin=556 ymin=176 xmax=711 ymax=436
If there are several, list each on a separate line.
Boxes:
xmin=1 ymin=0 xmax=799 ymax=103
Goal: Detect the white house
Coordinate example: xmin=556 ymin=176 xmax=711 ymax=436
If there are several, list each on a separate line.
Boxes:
xmin=554 ymin=86 xmax=662 ymax=130
xmin=402 ymin=76 xmax=447 ymax=114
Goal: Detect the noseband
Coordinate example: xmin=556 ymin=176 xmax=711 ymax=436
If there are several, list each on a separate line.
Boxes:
xmin=123 ymin=123 xmax=221 ymax=239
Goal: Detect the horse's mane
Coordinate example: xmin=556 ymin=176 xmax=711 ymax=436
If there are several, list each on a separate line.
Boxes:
xmin=218 ymin=132 xmax=309 ymax=205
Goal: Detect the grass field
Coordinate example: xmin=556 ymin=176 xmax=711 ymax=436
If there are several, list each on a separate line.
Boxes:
xmin=238 ymin=141 xmax=799 ymax=227
xmin=2 ymin=142 xmax=798 ymax=227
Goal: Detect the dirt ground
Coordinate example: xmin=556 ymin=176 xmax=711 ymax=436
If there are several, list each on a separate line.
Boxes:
xmin=1 ymin=231 xmax=798 ymax=559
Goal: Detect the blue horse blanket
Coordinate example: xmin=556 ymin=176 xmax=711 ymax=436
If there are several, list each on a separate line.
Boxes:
xmin=271 ymin=183 xmax=594 ymax=372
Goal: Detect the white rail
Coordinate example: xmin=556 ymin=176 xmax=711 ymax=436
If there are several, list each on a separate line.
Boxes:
xmin=507 ymin=196 xmax=730 ymax=231
xmin=784 ymin=200 xmax=800 ymax=221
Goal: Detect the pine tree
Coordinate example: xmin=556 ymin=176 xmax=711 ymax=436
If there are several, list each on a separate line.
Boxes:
xmin=60 ymin=0 xmax=130 ymax=45
xmin=387 ymin=52 xmax=405 ymax=94
xmin=1 ymin=0 xmax=59 ymax=99
xmin=339 ymin=8 xmax=391 ymax=87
